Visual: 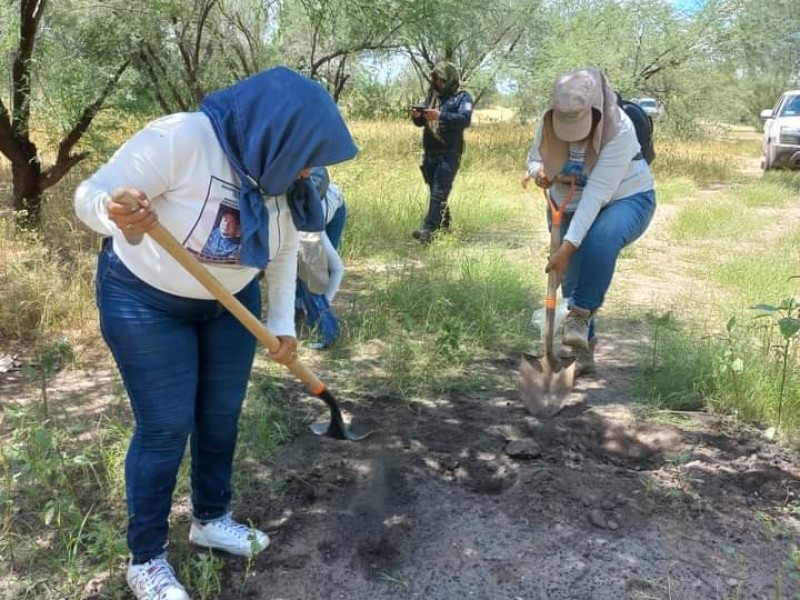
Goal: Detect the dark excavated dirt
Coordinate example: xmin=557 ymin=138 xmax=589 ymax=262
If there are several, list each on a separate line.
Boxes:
xmin=223 ymin=338 xmax=799 ymax=600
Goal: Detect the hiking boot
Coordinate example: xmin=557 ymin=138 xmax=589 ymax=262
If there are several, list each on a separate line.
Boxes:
xmin=411 ymin=229 xmax=432 ymax=243
xmin=127 ymin=555 xmax=189 ymax=600
xmin=562 ymin=307 xmax=592 ymax=352
xmin=559 ymin=337 xmax=597 ymax=376
xmin=189 ymin=513 xmax=269 ymax=557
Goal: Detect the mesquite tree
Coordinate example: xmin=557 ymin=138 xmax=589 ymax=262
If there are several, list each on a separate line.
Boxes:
xmin=0 ymin=0 xmax=131 ymax=225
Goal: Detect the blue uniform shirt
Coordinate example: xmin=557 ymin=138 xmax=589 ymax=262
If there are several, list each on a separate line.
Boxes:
xmin=413 ymin=90 xmax=473 ymax=155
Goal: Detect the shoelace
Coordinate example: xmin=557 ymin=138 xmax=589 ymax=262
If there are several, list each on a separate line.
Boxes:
xmin=214 ymin=514 xmax=255 ymax=540
xmin=132 ymin=559 xmax=180 ymax=598
xmin=566 ymin=312 xmax=591 ymax=326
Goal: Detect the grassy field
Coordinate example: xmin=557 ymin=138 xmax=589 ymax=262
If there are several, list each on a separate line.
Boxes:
xmin=0 ymin=118 xmax=798 ymax=598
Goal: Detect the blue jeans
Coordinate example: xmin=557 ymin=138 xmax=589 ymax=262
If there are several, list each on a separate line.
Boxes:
xmin=297 ymin=280 xmax=339 ymax=347
xmin=295 ymin=203 xmax=345 ymax=347
xmin=421 ymin=153 xmax=461 ymax=231
xmin=555 ymin=189 xmax=656 ymax=340
xmin=96 ymin=242 xmax=259 ymax=563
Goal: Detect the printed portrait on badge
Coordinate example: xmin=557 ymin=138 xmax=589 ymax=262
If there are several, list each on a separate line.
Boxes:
xmin=185 ymin=177 xmax=243 ymax=265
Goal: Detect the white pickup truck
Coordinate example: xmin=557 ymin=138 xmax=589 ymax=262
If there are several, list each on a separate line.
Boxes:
xmin=761 ymin=90 xmax=800 ymax=171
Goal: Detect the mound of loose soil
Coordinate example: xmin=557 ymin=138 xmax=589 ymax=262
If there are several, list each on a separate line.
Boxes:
xmin=227 ymin=337 xmax=799 ymax=600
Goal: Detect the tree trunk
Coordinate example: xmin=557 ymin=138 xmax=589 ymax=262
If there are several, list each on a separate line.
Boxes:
xmin=11 ymin=137 xmax=42 ymax=227
xmin=332 ymin=56 xmax=349 ymax=103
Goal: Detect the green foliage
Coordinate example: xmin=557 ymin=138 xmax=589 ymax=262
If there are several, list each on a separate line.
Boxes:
xmin=715 ymin=230 xmax=800 ymax=305
xmin=1 ymin=0 xmax=795 ymax=222
xmin=505 ymin=0 xmax=799 ymax=131
xmin=644 ymin=310 xmax=676 ymax=372
xmin=727 ymin=0 xmax=800 ymax=87
xmin=669 ymin=198 xmax=749 ymax=242
xmin=1 ymin=1 xmax=136 ymax=136
xmin=639 ymin=296 xmax=800 ymax=436
xmin=638 ymin=319 xmax=718 ymax=411
xmin=736 ymin=75 xmax=793 ymax=128
xmin=751 ymin=297 xmax=800 ymax=426
xmin=401 ymin=0 xmax=529 ymax=89
xmin=180 ymin=552 xmax=225 ymax=600
xmin=21 ymin=336 xmax=75 ymax=420
xmin=734 ymin=180 xmax=796 ymax=208
xmin=508 ymin=0 xmax=727 ymax=119
xmin=341 ymin=70 xmax=410 ymax=119
xmin=238 ymin=372 xmax=295 ymax=461
xmin=0 ymin=406 xmax=132 ymax=596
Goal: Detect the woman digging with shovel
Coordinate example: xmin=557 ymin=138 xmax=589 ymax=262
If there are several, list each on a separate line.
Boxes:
xmin=521 ymin=68 xmax=657 ymax=378
xmin=75 ymin=67 xmax=357 ymax=600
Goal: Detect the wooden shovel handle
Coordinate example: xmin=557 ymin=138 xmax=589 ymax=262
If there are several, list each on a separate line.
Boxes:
xmin=148 ymin=223 xmax=327 ymax=395
xmin=541 ymin=180 xmax=577 ymax=361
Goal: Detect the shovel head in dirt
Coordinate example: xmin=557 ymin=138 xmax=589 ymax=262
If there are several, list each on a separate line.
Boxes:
xmin=519 ymin=352 xmax=576 ymax=418
xmin=519 ymin=183 xmax=579 ymax=418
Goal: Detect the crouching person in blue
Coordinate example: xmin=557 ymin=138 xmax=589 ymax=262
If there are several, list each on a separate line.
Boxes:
xmin=410 ymin=61 xmax=473 ymax=243
xmin=295 ymin=167 xmax=347 ymax=349
xmin=74 ymin=67 xmax=357 ymax=600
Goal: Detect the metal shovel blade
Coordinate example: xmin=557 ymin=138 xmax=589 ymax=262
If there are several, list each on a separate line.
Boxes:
xmin=519 ymin=352 xmax=576 ymax=418
xmin=309 ymin=389 xmax=375 ymax=441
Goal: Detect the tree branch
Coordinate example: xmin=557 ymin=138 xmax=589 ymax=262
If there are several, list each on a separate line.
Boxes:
xmin=39 ymin=152 xmax=89 ymax=191
xmin=137 ymin=49 xmax=172 ymax=113
xmin=310 ymin=40 xmax=404 ymax=75
xmin=309 ymin=20 xmax=404 ymax=75
xmin=332 ymin=55 xmax=349 ymax=103
xmin=180 ymin=0 xmax=217 ymax=103
xmin=142 ymin=43 xmax=189 ymax=112
xmin=12 ymin=0 xmax=48 ymax=136
xmin=217 ymin=6 xmax=260 ymax=75
xmin=41 ymin=60 xmax=130 ymax=190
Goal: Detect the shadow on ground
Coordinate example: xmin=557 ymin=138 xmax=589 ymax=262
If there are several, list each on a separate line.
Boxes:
xmin=225 ymin=334 xmax=800 ymax=600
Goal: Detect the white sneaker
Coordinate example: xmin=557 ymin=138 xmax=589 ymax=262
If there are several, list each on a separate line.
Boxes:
xmin=127 ymin=555 xmax=189 ymax=600
xmin=189 ymin=513 xmax=269 ymax=556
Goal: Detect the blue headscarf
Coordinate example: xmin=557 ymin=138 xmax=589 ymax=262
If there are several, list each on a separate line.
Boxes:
xmin=200 ymin=66 xmax=358 ymax=268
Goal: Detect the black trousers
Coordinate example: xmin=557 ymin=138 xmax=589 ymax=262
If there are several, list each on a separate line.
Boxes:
xmin=420 ymin=152 xmax=461 ymax=231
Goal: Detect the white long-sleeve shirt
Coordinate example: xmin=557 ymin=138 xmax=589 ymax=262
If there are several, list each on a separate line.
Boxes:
xmin=296 ymin=182 xmax=346 ymax=302
xmin=319 ymin=231 xmax=343 ymax=302
xmin=321 ymin=183 xmax=345 ymax=302
xmin=525 ymin=107 xmax=654 ymax=247
xmin=74 ymin=112 xmax=298 ymax=337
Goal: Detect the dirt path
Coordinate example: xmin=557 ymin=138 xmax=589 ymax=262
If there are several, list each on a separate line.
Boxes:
xmin=228 ymin=171 xmax=799 ymax=599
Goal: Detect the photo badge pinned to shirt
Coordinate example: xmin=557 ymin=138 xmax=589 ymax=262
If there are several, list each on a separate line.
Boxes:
xmin=185 ymin=177 xmax=243 ymax=265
